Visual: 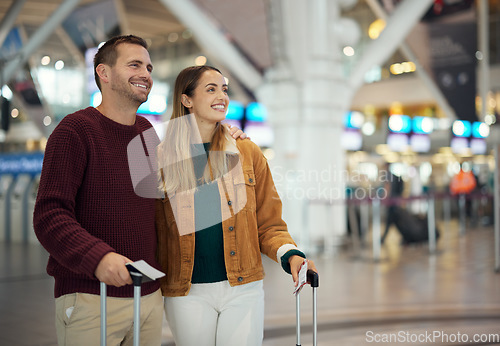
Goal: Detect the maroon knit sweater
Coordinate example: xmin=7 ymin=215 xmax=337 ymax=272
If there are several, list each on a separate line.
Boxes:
xmin=34 ymin=107 xmax=160 ymax=298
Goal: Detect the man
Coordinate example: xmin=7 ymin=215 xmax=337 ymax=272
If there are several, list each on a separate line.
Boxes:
xmin=34 ymin=35 xmax=245 ymax=345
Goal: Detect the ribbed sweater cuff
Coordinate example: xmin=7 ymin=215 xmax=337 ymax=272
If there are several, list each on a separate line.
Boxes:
xmin=79 ymin=242 xmax=115 ymax=278
xmin=280 ymin=249 xmax=306 ymax=275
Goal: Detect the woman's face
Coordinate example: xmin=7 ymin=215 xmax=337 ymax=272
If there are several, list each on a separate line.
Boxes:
xmin=183 ymin=70 xmax=229 ymax=126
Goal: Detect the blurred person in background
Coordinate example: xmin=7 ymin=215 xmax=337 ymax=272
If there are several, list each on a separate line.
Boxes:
xmin=381 ymin=163 xmax=404 ymax=244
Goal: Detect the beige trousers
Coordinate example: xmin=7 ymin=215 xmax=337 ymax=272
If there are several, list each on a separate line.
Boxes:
xmin=55 ymin=289 xmax=163 ymax=346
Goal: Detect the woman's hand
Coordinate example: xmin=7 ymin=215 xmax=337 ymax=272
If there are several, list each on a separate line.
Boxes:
xmin=225 ymin=123 xmax=248 ymax=139
xmin=289 ymin=256 xmax=318 ymax=287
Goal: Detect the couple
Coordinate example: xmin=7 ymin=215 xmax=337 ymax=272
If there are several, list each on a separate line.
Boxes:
xmin=34 ymin=35 xmax=316 ymax=346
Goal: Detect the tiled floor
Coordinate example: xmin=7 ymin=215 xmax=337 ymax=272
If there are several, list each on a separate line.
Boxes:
xmin=2 ymin=218 xmax=500 ymax=345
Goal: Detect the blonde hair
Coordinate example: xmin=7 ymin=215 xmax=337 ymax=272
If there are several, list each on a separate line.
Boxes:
xmin=157 ymin=66 xmax=229 ymax=195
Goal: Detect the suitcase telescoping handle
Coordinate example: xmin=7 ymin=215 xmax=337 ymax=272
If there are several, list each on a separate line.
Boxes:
xmin=100 ymin=282 xmax=106 ymax=346
xmin=100 ymin=267 xmax=144 ymax=346
xmin=296 ymin=269 xmax=319 ymax=346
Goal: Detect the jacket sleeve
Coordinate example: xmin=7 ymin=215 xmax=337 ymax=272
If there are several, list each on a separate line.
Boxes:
xmin=248 ymin=141 xmax=299 ymax=263
xmin=33 ymin=123 xmax=114 ymax=279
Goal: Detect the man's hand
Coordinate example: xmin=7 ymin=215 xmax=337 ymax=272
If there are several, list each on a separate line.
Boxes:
xmin=95 ymin=252 xmax=133 ymax=287
xmin=289 ymin=256 xmax=318 ymax=287
xmin=224 ymin=123 xmax=248 ymax=139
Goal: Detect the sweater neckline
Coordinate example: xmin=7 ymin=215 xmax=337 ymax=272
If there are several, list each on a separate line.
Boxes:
xmin=90 ymin=107 xmax=140 ymax=131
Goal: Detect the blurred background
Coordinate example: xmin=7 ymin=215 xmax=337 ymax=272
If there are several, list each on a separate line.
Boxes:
xmin=1 ymin=0 xmax=500 ymax=345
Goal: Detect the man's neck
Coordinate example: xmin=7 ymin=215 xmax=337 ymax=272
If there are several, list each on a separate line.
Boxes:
xmin=96 ymin=101 xmax=138 ymax=126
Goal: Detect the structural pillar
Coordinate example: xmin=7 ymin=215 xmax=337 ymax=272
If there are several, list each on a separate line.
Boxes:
xmin=258 ymin=0 xmax=434 ymax=255
xmin=257 ymin=0 xmax=349 ymax=254
xmin=478 ymin=0 xmax=490 ymax=121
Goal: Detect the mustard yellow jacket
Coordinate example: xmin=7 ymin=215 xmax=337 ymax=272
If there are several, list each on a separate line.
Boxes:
xmin=155 ymin=138 xmax=299 ymax=297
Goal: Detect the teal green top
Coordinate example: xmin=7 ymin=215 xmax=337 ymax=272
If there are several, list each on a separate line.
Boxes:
xmin=191 ymin=143 xmax=227 ymax=284
xmin=190 ymin=143 xmax=306 ymax=283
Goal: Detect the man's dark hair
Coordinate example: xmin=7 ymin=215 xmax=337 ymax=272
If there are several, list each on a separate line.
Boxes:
xmin=93 ymin=35 xmax=149 ymax=91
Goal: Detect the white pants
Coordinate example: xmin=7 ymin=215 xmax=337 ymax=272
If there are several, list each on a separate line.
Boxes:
xmin=164 ymin=280 xmax=265 ymax=346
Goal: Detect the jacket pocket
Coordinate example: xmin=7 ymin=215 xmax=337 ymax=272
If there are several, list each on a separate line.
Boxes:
xmin=240 ymin=170 xmax=256 ymax=211
xmin=235 ymin=209 xmax=262 ymax=270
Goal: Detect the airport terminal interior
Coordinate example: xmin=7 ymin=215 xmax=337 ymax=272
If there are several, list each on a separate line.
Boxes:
xmin=1 ymin=0 xmax=500 ymax=345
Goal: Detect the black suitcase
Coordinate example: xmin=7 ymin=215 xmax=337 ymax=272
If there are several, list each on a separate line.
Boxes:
xmin=393 ymin=206 xmax=439 ymax=244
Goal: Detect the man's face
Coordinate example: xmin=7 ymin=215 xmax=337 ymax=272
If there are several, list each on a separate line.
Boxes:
xmin=107 ymin=43 xmax=153 ymax=106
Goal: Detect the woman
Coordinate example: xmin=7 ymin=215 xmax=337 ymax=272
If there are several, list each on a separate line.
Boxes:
xmin=155 ymin=65 xmax=317 ymax=346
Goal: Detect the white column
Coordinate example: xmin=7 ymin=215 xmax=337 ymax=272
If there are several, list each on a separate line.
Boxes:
xmin=257 ymin=0 xmax=348 ymax=254
xmin=259 ymin=0 xmax=437 ymax=255
xmin=478 ymin=0 xmax=490 ymax=121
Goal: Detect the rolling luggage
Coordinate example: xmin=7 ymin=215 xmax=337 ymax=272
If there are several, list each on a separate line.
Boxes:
xmin=295 ymin=269 xmax=319 ymax=346
xmin=100 ymin=261 xmax=165 ymax=346
xmin=393 ymin=206 xmax=440 ymax=244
